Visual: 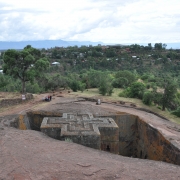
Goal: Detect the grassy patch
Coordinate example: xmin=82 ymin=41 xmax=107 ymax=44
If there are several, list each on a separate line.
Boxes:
xmin=70 ymin=88 xmax=180 ymax=124
xmin=0 ymin=92 xmax=21 ymax=100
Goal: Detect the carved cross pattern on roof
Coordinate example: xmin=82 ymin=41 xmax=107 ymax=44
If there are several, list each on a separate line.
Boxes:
xmin=41 ymin=113 xmax=118 ymax=136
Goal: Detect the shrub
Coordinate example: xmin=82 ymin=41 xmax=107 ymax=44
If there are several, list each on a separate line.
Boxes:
xmin=26 ymin=83 xmax=42 ymax=93
xmin=148 ymin=76 xmax=156 ymax=82
xmin=141 ymin=74 xmax=149 ymax=81
xmin=115 ymin=70 xmax=136 ymax=86
xmin=8 ymin=84 xmax=16 ymax=92
xmin=112 ymin=77 xmax=128 ymax=88
xmin=128 ymin=82 xmax=145 ymax=99
xmin=98 ymin=73 xmax=114 ymax=96
xmin=79 ymin=82 xmax=86 ymax=92
xmin=146 ymin=84 xmax=151 ymax=89
xmin=143 ymin=91 xmax=153 ymax=105
xmin=118 ymin=87 xmax=131 ymax=98
xmin=153 ymin=92 xmax=163 ymax=106
xmin=107 ymin=86 xmax=113 ymax=96
xmin=69 ymin=81 xmax=80 ymax=92
xmin=99 ymin=81 xmax=113 ymax=96
xmin=176 ymin=92 xmax=180 ymax=99
xmin=99 ymin=83 xmax=107 ymax=95
xmin=171 ymin=107 xmax=180 ymax=117
xmin=0 ymin=75 xmax=8 ymax=88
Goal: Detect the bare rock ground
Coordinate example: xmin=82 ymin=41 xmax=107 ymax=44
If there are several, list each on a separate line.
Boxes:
xmin=0 ymin=92 xmax=180 ymax=180
xmin=0 ymin=127 xmax=180 ymax=180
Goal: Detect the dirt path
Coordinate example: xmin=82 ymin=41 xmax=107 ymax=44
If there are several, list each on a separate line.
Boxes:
xmin=0 ymin=93 xmax=65 ymax=116
xmin=0 ymin=95 xmax=42 ymax=116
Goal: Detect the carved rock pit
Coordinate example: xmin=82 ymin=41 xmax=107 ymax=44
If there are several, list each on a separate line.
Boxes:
xmin=18 ymin=110 xmax=180 ymax=165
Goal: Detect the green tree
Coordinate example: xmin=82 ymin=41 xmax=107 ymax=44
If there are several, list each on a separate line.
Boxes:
xmin=3 ymin=45 xmax=49 ymax=93
xmin=148 ymin=43 xmax=152 ymax=50
xmin=0 ymin=75 xmax=8 ymax=88
xmin=98 ymin=73 xmax=113 ymax=96
xmin=153 ymin=92 xmax=163 ymax=106
xmin=141 ymin=73 xmax=149 ymax=81
xmin=69 ymin=80 xmax=80 ymax=92
xmin=26 ymin=82 xmax=42 ymax=93
xmin=154 ymin=43 xmax=163 ymax=51
xmin=171 ymin=107 xmax=180 ymax=117
xmin=128 ymin=82 xmax=145 ymax=99
xmin=85 ymin=69 xmax=105 ymax=88
xmin=143 ymin=91 xmax=153 ymax=105
xmin=79 ymin=82 xmax=86 ymax=92
xmin=112 ymin=77 xmax=128 ymax=88
xmin=99 ymin=80 xmax=113 ymax=96
xmin=162 ymin=80 xmax=177 ymax=111
xmin=114 ymin=70 xmax=136 ymax=87
xmin=162 ymin=43 xmax=167 ymax=49
xmin=106 ymin=49 xmax=116 ymax=57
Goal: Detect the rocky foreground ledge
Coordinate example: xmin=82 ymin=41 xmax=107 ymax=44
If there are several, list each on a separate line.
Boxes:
xmin=0 ymin=94 xmax=180 ymax=179
xmin=0 ymin=126 xmax=180 ymax=180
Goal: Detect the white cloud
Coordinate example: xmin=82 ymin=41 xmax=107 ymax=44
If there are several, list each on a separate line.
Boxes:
xmin=0 ymin=0 xmax=180 ymax=43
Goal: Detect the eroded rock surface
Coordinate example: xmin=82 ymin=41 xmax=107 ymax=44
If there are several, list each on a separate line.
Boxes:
xmin=0 ymin=95 xmax=180 ymax=179
xmin=0 ymin=126 xmax=180 ymax=180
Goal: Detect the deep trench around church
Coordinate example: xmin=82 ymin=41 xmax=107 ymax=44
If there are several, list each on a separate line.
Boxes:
xmin=18 ymin=110 xmax=180 ymax=166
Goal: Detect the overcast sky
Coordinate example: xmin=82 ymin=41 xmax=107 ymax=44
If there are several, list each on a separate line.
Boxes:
xmin=0 ymin=0 xmax=180 ymax=44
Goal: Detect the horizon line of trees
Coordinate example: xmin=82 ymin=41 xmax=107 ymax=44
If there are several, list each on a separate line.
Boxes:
xmin=0 ymin=45 xmax=180 ymax=117
xmin=1 ymin=67 xmax=180 ymax=116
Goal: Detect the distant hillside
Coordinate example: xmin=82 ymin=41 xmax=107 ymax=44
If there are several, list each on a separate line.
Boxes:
xmin=0 ymin=40 xmax=180 ymax=50
xmin=133 ymin=43 xmax=180 ymax=49
xmin=0 ymin=40 xmax=103 ymax=50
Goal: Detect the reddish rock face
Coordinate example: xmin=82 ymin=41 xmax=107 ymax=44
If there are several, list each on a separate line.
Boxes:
xmin=19 ymin=111 xmax=180 ymax=165
xmin=100 ymin=114 xmax=180 ymax=165
xmin=135 ymin=118 xmax=180 ymax=164
xmin=1 ymin=95 xmax=180 ymax=179
xmin=0 ymin=126 xmax=180 ymax=180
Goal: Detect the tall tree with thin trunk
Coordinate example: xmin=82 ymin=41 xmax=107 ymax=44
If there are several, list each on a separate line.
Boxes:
xmin=3 ymin=45 xmax=49 ymax=93
xmin=162 ymin=80 xmax=177 ymax=111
